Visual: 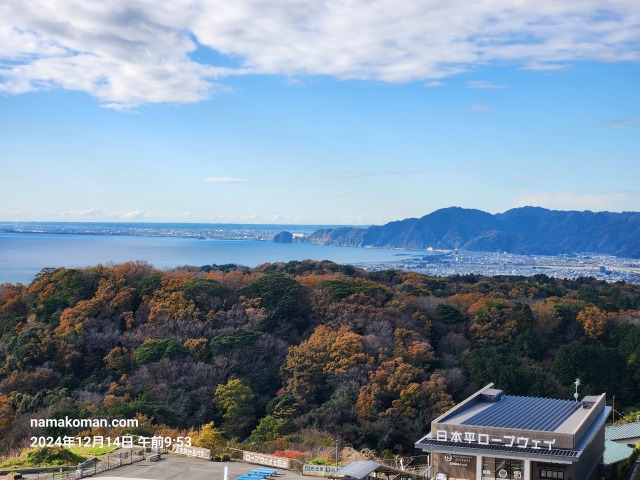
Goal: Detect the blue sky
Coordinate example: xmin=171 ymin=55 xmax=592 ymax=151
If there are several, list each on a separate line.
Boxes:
xmin=1 ymin=1 xmax=639 ymax=225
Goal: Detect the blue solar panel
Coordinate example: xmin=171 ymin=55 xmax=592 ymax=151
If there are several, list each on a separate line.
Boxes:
xmin=335 ymin=461 xmax=380 ymax=480
xmin=461 ymin=395 xmax=581 ymax=432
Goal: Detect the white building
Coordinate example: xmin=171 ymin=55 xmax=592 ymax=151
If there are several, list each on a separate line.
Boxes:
xmin=415 ymin=384 xmax=610 ymax=480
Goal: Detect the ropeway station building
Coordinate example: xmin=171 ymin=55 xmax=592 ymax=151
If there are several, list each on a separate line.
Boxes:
xmin=415 ymin=384 xmax=610 ymax=480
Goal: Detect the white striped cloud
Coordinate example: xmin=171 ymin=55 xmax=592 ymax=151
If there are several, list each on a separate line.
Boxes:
xmin=1 ymin=0 xmax=638 ymax=109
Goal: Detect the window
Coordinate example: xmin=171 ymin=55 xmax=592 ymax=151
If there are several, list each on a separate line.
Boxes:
xmin=539 ymin=469 xmax=564 ymax=479
xmin=481 ymin=458 xmax=523 ymax=479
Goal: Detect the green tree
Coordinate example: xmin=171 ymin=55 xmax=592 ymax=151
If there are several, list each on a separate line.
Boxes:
xmin=433 ymin=303 xmax=466 ymax=324
xmin=462 ymin=347 xmax=555 ymax=397
xmin=209 ymin=329 xmax=261 ymax=356
xmin=213 ymin=379 xmax=256 ymax=438
xmin=266 ymin=393 xmax=299 ymax=418
xmin=553 ymin=341 xmax=626 ymax=397
xmin=135 ymin=338 xmax=186 ymax=365
xmin=183 ymin=278 xmax=227 ymax=311
xmin=514 ymin=303 xmax=539 ymax=359
xmin=250 ymin=415 xmax=295 ymax=442
xmin=237 ymin=275 xmax=301 ymax=318
xmin=320 ymin=278 xmax=391 ymax=302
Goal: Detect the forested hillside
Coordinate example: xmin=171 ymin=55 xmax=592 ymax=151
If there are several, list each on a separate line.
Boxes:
xmin=1 ymin=261 xmax=640 ymax=460
xmin=300 ymin=207 xmax=640 ymax=257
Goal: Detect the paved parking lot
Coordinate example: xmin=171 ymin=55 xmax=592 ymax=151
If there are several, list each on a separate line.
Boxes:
xmin=95 ymin=454 xmax=308 ymax=480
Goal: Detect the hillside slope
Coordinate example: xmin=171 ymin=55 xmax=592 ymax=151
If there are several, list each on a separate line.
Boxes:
xmin=300 ymin=206 xmax=640 ymax=257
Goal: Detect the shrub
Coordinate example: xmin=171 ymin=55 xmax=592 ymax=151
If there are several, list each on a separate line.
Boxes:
xmin=135 ymin=338 xmax=186 ymax=365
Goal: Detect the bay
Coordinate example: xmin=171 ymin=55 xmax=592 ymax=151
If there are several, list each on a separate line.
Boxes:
xmin=0 ymin=232 xmax=425 ymax=284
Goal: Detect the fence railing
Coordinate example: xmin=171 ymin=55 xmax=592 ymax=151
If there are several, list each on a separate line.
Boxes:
xmin=419 ymin=465 xmax=433 ymax=480
xmin=2 ymin=449 xmax=164 ymax=480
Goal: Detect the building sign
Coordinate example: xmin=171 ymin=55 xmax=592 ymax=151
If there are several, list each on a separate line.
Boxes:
xmin=303 ymin=465 xmax=338 ymax=476
xmin=436 ymin=430 xmax=557 ymax=450
xmin=434 ymin=452 xmax=476 ymax=479
xmin=243 ymin=452 xmax=291 ymax=469
xmin=443 ymin=454 xmax=473 ymax=468
xmin=172 ymin=445 xmax=211 ymax=459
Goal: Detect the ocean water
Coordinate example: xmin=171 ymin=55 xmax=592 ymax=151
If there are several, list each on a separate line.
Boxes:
xmin=0 ymin=232 xmax=425 ymax=285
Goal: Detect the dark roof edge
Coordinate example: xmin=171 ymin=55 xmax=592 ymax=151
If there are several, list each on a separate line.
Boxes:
xmin=414 ymin=437 xmax=580 ymax=462
xmin=575 ymin=404 xmax=612 ymax=453
xmin=570 ymin=393 xmax=607 ymax=444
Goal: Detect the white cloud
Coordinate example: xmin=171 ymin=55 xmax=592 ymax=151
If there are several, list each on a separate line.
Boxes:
xmin=121 ymin=209 xmax=150 ymax=219
xmin=603 ymin=119 xmax=640 ymax=128
xmin=514 ymin=190 xmax=640 ymax=212
xmin=324 ymin=171 xmax=372 ymax=178
xmin=521 ymin=63 xmax=568 ymax=71
xmin=467 ymin=80 xmax=508 ymax=89
xmin=341 ymin=215 xmax=368 ymax=225
xmin=468 ymin=104 xmax=492 ymax=112
xmin=48 ymin=208 xmax=102 ymax=217
xmin=1 ymin=0 xmax=639 ymax=108
xmin=205 ymin=177 xmax=245 ymax=183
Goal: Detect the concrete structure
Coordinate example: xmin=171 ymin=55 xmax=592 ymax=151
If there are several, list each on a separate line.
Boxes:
xmin=415 ymin=384 xmax=610 ymax=480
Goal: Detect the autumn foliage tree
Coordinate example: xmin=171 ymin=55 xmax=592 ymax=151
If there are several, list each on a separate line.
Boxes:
xmin=468 ymin=299 xmax=518 ymax=349
xmin=1 ymin=261 xmax=640 ymax=457
xmin=194 ymin=421 xmax=226 ymax=454
xmin=577 ymin=305 xmax=612 ymax=340
xmin=281 ymin=325 xmax=372 ymax=405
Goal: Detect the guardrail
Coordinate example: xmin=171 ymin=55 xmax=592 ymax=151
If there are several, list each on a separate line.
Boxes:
xmin=1 ymin=450 xmax=162 ymax=480
xmin=419 ymin=465 xmax=433 ymax=480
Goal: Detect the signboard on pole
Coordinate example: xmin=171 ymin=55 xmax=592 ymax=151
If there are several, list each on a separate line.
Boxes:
xmin=243 ymin=452 xmax=291 ymax=469
xmin=303 ymin=465 xmax=339 ymax=476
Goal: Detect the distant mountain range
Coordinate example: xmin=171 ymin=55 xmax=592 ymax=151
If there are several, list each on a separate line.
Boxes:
xmin=279 ymin=207 xmax=640 ymax=258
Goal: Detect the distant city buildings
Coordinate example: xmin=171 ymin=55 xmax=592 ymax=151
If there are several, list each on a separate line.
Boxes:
xmin=360 ymin=251 xmax=640 ymax=284
xmin=3 ymin=222 xmax=639 ymax=284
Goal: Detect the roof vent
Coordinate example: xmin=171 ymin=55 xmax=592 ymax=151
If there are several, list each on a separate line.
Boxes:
xmin=481 ymin=389 xmax=503 ymax=402
xmin=582 ymin=395 xmax=598 ymax=409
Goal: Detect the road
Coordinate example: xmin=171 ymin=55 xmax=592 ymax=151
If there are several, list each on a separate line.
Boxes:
xmin=94 ymin=454 xmax=309 ymax=480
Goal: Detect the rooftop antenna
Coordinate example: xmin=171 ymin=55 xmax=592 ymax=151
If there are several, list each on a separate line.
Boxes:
xmin=573 ymin=378 xmax=580 ymax=402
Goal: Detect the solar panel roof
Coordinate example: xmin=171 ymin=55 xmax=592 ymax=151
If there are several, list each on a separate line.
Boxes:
xmin=334 ymin=461 xmax=423 ymax=480
xmin=334 ymin=461 xmax=380 ymax=480
xmin=461 ymin=395 xmax=581 ymax=432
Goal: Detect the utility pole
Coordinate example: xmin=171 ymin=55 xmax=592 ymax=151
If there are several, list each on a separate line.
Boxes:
xmin=333 ymin=439 xmax=339 ymax=469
